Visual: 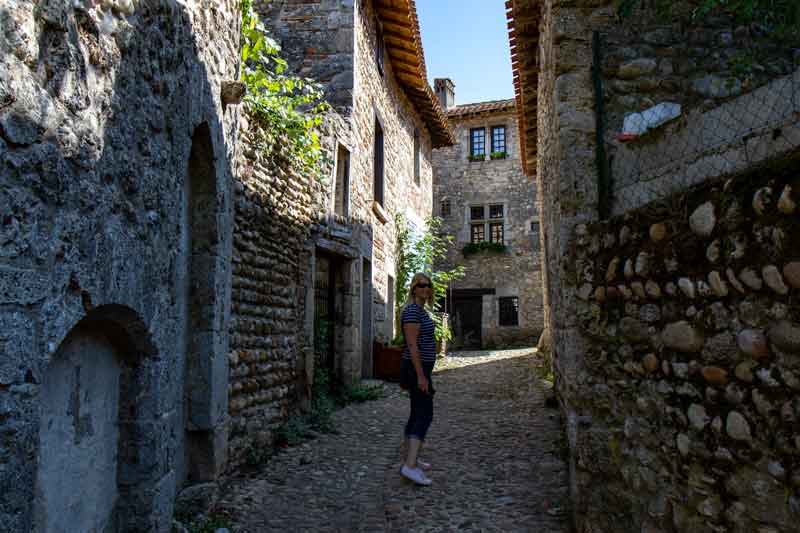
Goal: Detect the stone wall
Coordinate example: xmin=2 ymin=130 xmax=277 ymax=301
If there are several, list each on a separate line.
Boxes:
xmin=0 ymin=1 xmax=240 ymax=530
xmin=532 ymin=0 xmax=800 ymax=530
xmin=433 ymin=107 xmax=543 ymax=348
xmin=226 ymin=110 xmax=362 ymax=464
xmin=600 ymin=3 xmax=797 ymax=137
xmin=567 ymin=162 xmax=800 ymax=532
xmin=256 ymin=0 xmax=355 ymax=114
xmin=351 ymin=0 xmax=435 ymax=347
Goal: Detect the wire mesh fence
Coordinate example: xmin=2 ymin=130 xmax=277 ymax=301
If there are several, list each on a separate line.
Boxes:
xmin=594 ymin=14 xmax=800 ymax=217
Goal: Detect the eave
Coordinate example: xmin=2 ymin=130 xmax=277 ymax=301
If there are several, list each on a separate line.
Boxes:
xmin=374 ymin=0 xmax=456 ymax=148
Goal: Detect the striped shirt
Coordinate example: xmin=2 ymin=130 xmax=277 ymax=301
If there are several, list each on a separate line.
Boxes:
xmin=401 ymin=303 xmax=437 ymax=363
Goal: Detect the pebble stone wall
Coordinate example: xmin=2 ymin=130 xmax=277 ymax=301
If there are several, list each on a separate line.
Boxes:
xmin=567 ymin=164 xmax=800 ymax=532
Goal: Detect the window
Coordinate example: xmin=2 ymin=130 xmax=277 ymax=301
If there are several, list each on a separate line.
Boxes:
xmin=413 ymin=129 xmax=420 ymax=185
xmin=470 ymin=224 xmax=485 ymax=243
xmin=376 ymin=22 xmax=385 ymax=76
xmin=470 ymin=128 xmax=486 ymax=157
xmin=531 ymin=221 xmax=540 ymax=245
xmin=499 ymin=297 xmax=519 ymax=326
xmin=490 ymin=222 xmax=504 ymax=243
xmin=387 ymin=275 xmax=395 ymax=339
xmin=491 ymin=126 xmax=506 ymax=155
xmin=440 ymin=199 xmax=451 ymax=217
xmin=489 ymin=204 xmax=504 ymax=219
xmin=334 ymin=145 xmax=350 ymax=217
xmin=374 ymin=118 xmax=384 ymax=206
xmin=470 ymin=205 xmax=485 ymax=221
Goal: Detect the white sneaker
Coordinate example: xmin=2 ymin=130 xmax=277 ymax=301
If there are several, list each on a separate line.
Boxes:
xmin=400 ymin=464 xmax=432 ymax=485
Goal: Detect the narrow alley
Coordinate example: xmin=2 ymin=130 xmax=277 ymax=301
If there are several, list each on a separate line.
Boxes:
xmin=218 ymin=348 xmax=570 ymax=532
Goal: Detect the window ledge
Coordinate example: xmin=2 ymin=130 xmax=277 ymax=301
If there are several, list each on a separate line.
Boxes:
xmin=372 ymin=201 xmax=388 ymax=224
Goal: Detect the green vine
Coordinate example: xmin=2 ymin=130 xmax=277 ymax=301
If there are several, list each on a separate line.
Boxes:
xmin=394 ymin=215 xmax=465 ymax=343
xmin=240 ymin=0 xmax=331 ymax=181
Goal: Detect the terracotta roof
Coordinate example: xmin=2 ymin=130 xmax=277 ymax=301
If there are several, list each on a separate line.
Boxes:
xmin=374 ymin=0 xmax=455 ymax=148
xmin=447 ymin=98 xmax=516 ymax=118
xmin=506 ymin=0 xmax=541 ymax=175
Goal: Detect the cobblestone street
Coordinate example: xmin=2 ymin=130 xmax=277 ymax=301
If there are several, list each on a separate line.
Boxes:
xmin=218 ymin=348 xmax=570 ymax=532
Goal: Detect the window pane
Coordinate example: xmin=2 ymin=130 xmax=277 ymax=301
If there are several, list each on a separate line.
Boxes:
xmin=499 ymin=297 xmax=519 ymax=326
xmin=470 ymin=205 xmax=484 ymax=220
xmin=492 ymin=126 xmax=506 ymax=153
xmin=470 ymin=224 xmax=485 ymax=243
xmin=490 ymin=223 xmax=504 ymax=243
xmin=334 ymin=145 xmax=350 ymax=217
xmin=374 ymin=119 xmax=384 ymax=205
xmin=531 ymin=221 xmax=540 ymax=244
xmin=441 ymin=200 xmax=451 ymax=217
xmin=413 ymin=129 xmax=420 ymax=185
xmin=489 ymin=204 xmax=503 ymax=219
xmin=470 ymin=128 xmax=486 ymax=156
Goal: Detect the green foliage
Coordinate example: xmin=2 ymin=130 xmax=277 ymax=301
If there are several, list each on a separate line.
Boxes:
xmin=240 ymin=0 xmax=331 ymax=182
xmin=336 ymin=383 xmax=384 ymax=404
xmin=462 ymin=241 xmax=508 ymax=256
xmin=188 ymin=513 xmax=233 ymax=533
xmin=617 ymin=0 xmax=800 ymax=41
xmin=394 ymin=215 xmax=465 ymax=343
xmin=489 ymin=151 xmax=507 ymax=160
xmin=468 ymin=153 xmax=485 ymax=162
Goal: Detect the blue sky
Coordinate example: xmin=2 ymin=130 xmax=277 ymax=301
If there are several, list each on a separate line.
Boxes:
xmin=417 ymin=0 xmax=514 ymax=106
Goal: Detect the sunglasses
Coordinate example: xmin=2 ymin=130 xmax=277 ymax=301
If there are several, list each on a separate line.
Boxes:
xmin=415 ymin=283 xmax=432 ymax=289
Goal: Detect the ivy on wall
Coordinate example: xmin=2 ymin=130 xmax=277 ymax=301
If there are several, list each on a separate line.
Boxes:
xmin=240 ymin=0 xmax=331 ymax=181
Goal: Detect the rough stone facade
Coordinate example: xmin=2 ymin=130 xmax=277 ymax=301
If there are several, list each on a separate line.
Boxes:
xmin=253 ymin=0 xmax=444 ymax=393
xmin=0 ymin=1 xmax=240 ymax=531
xmin=433 ymin=99 xmax=543 ymax=349
xmin=513 ymin=0 xmax=800 ymax=530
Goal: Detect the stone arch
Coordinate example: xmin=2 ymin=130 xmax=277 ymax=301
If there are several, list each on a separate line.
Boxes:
xmin=35 ymin=304 xmax=157 ymax=533
xmin=183 ymin=121 xmax=227 ymax=483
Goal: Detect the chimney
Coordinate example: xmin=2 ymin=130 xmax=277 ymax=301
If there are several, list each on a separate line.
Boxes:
xmin=434 ymin=78 xmax=455 ymax=110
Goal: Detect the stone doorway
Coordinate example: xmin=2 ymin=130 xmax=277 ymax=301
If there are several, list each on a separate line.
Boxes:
xmin=451 ymin=290 xmax=486 ymax=349
xmin=34 ymin=305 xmax=158 ymax=533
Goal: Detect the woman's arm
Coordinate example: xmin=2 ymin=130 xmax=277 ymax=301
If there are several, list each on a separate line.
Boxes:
xmin=403 ymin=322 xmax=429 ymax=393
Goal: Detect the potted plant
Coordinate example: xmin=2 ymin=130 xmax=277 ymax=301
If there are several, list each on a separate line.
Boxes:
xmin=468 ymin=153 xmax=485 ymax=162
xmin=373 ymin=336 xmax=404 ymax=381
xmin=490 ymin=151 xmax=507 ymax=160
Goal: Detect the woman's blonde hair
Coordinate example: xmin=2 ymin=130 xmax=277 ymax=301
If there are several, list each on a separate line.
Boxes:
xmin=406 ymin=272 xmax=434 ymax=307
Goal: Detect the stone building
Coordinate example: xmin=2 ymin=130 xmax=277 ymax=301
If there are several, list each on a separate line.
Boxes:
xmin=0 ymin=1 xmax=241 ymax=531
xmin=253 ymin=0 xmax=453 ymax=392
xmin=509 ymin=0 xmax=800 ymax=531
xmin=431 ymin=83 xmax=543 ymax=349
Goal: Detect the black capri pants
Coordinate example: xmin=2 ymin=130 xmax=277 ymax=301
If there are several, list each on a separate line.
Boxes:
xmin=402 ymin=358 xmax=435 ymax=441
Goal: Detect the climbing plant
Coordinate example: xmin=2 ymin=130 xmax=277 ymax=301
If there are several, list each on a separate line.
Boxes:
xmin=240 ymin=0 xmax=331 ymax=181
xmin=394 ymin=215 xmax=465 ymax=344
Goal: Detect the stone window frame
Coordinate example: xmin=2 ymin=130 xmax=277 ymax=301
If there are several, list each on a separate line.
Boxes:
xmin=333 ymin=142 xmax=351 ymax=219
xmin=467 ymin=202 xmax=507 ymax=245
xmin=498 ymin=296 xmax=519 ymax=327
xmin=440 ymin=198 xmax=451 ymax=218
xmin=470 ymin=127 xmax=486 ymax=157
xmin=530 ymin=219 xmax=540 ymax=247
xmin=491 ymin=125 xmax=506 ymax=156
xmin=373 ymin=114 xmax=385 ymax=207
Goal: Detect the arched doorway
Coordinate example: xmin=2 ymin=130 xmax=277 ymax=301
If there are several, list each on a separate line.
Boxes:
xmin=34 ymin=305 xmax=157 ymax=532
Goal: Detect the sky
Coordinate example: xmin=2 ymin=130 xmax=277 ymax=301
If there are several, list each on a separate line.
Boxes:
xmin=416 ymin=0 xmax=514 ymax=106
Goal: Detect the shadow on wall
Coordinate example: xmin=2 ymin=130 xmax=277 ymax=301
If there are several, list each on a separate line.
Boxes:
xmin=0 ymin=1 xmax=235 ymax=531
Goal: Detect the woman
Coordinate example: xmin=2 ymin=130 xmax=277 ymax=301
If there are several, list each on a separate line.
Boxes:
xmin=399 ymin=272 xmax=437 ymax=486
